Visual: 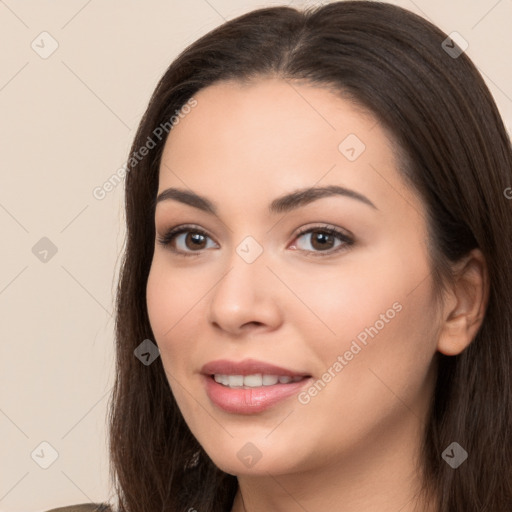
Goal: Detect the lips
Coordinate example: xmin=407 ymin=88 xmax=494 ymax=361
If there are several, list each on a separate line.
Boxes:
xmin=200 ymin=358 xmax=312 ymax=414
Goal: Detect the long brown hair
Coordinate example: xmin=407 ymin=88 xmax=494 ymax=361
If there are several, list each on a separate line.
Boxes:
xmin=107 ymin=2 xmax=512 ymax=510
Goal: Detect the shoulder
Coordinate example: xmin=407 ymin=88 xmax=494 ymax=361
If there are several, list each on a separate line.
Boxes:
xmin=44 ymin=504 xmax=113 ymax=512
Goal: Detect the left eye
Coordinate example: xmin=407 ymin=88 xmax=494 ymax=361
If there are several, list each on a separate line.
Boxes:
xmin=291 ymin=226 xmax=353 ymax=255
xmin=157 ymin=224 xmax=354 ymax=257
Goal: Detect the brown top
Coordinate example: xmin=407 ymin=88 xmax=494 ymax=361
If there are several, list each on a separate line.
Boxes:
xmin=45 ymin=504 xmax=112 ymax=512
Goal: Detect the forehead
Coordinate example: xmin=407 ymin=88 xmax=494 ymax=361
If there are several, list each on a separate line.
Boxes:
xmin=157 ymin=78 xmax=423 ymax=220
xmin=166 ymin=77 xmax=379 ymax=154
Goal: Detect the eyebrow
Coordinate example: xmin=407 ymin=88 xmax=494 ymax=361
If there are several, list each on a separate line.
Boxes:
xmin=155 ymin=185 xmax=378 ymax=214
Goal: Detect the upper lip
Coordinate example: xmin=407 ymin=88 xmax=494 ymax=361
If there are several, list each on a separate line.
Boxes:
xmin=201 ymin=358 xmax=311 ymax=377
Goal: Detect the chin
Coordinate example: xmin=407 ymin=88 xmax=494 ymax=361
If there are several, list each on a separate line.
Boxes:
xmin=200 ymin=438 xmax=301 ymax=477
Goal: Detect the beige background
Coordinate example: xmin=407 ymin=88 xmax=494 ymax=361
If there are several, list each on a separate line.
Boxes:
xmin=0 ymin=0 xmax=510 ymax=510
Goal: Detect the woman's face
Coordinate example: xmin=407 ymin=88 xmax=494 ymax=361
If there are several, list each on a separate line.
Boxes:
xmin=146 ymin=78 xmax=441 ymax=476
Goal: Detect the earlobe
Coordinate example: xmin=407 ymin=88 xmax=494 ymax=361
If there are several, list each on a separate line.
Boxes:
xmin=436 ymin=248 xmax=489 ymax=357
xmin=437 ymin=315 xmax=469 ymax=356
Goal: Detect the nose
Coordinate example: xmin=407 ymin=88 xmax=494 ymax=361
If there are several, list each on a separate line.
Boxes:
xmin=207 ymin=246 xmax=283 ymax=336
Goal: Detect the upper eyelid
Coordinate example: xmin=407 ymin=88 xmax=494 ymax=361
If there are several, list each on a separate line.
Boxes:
xmin=160 ymin=222 xmax=352 ymax=239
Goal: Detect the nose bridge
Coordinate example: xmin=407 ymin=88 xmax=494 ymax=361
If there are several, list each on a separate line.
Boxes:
xmin=207 ymin=232 xmax=282 ymax=331
xmin=234 ymin=234 xmax=266 ymax=266
xmin=215 ymin=232 xmax=269 ymax=302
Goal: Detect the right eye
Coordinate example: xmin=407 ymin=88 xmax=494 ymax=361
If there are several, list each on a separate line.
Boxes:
xmin=157 ymin=224 xmax=219 ymax=257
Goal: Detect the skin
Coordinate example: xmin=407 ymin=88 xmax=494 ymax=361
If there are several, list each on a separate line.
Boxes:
xmin=146 ymin=78 xmax=488 ymax=512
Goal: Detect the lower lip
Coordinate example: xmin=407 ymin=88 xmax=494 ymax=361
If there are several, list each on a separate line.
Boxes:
xmin=203 ymin=375 xmax=311 ymax=414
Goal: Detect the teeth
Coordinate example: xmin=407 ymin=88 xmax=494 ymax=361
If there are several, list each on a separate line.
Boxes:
xmin=262 ymin=374 xmax=279 ymax=385
xmin=213 ymin=374 xmax=304 ymax=388
xmin=244 ymin=374 xmax=262 ymax=387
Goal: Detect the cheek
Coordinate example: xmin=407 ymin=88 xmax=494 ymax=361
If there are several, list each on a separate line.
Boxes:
xmin=146 ymin=257 xmax=204 ymax=340
xmin=146 ymin=262 xmax=196 ymax=378
xmin=146 ymin=263 xmax=203 ymax=413
xmin=308 ymin=276 xmax=437 ymax=425
xmin=286 ymin=257 xmax=404 ymax=349
xmin=146 ymin=264 xmax=172 ymax=340
xmin=298 ymin=248 xmax=437 ymax=388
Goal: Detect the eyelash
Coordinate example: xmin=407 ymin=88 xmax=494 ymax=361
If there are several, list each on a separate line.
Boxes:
xmin=156 ymin=223 xmax=354 ymax=258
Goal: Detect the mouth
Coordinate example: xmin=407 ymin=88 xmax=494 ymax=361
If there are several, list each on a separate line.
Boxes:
xmin=203 ymin=374 xmax=312 ymax=414
xmin=200 ymin=359 xmax=313 ymax=414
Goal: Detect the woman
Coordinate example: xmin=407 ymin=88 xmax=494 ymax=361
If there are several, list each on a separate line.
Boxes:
xmin=49 ymin=1 xmax=512 ymax=511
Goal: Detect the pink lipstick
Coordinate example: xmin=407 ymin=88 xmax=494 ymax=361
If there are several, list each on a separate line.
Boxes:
xmin=201 ymin=358 xmax=312 ymax=414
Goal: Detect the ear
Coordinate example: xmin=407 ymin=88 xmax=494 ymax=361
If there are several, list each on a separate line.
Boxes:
xmin=436 ymin=248 xmax=490 ymax=356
